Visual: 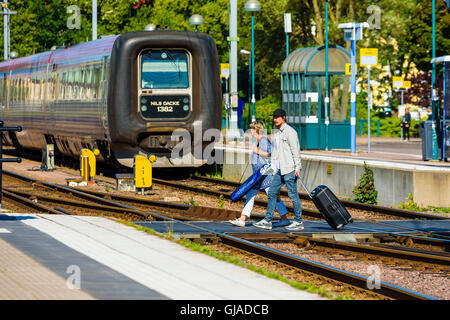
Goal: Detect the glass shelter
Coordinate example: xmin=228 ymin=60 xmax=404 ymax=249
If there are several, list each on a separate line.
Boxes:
xmin=281 ymin=45 xmax=351 ymax=150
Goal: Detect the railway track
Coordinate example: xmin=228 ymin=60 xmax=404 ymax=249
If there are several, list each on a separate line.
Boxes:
xmin=163 ymin=175 xmax=449 ymax=221
xmin=0 ymin=169 xmax=443 ymax=300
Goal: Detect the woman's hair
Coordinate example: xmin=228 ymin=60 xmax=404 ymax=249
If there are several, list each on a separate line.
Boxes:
xmin=250 ymin=120 xmax=266 ymax=134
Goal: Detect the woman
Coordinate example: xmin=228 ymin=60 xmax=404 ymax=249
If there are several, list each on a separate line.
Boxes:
xmin=228 ymin=120 xmax=290 ymax=227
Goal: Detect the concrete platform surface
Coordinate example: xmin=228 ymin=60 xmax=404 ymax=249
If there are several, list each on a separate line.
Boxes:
xmin=0 ymin=213 xmax=324 ymax=300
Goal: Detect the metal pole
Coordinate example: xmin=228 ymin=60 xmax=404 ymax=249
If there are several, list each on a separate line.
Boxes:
xmin=248 ymin=56 xmax=251 ymax=128
xmin=444 ymin=61 xmax=446 ymax=160
xmin=251 ymin=12 xmax=256 ymax=122
xmin=286 ymin=33 xmax=289 ymax=58
xmin=92 ymin=0 xmax=97 ymax=40
xmin=350 ymin=28 xmax=357 ymax=154
xmin=228 ymin=0 xmax=239 ymax=138
xmin=431 ymin=0 xmax=438 ymax=159
xmin=367 ymin=66 xmax=371 ymax=153
xmin=3 ymin=0 xmax=9 ymax=60
xmin=325 ymin=0 xmax=329 ymax=151
xmin=226 ymin=77 xmax=229 ymax=129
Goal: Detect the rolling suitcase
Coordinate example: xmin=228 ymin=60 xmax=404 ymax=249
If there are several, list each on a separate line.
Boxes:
xmin=298 ymin=178 xmax=353 ymax=230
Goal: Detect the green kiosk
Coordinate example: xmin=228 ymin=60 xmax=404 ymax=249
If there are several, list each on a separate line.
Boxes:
xmin=281 ymin=45 xmax=351 ymax=150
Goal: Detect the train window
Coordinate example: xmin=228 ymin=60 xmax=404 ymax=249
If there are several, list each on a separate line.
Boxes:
xmin=93 ymin=64 xmax=101 ymax=99
xmin=140 ymin=50 xmax=189 ymax=89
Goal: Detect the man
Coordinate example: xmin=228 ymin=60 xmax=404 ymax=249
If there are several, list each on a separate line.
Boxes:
xmin=401 ymin=108 xmax=411 ymax=141
xmin=253 ymin=108 xmax=304 ymax=231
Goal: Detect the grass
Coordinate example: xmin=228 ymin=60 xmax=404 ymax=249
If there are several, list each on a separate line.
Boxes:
xmin=116 ymin=219 xmax=353 ymax=300
xmin=398 ymin=193 xmax=450 ymax=216
xmin=183 ymin=196 xmax=199 ymax=206
xmin=217 ymin=194 xmax=225 ymax=209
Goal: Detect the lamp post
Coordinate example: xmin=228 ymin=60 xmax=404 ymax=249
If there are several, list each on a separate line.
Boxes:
xmin=338 ymin=22 xmax=369 ymax=154
xmin=92 ymin=0 xmax=97 ymax=40
xmin=284 ymin=13 xmax=291 ymax=58
xmin=1 ymin=1 xmax=17 ymax=61
xmin=244 ymin=0 xmax=261 ymax=123
xmin=325 ymin=1 xmax=329 ymax=151
xmin=431 ymin=0 xmax=438 ymax=160
xmin=189 ymin=14 xmax=204 ymax=32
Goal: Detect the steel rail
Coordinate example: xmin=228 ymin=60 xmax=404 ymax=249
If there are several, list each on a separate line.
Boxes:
xmin=289 ymin=235 xmax=450 ymax=266
xmin=0 ymin=170 xmax=438 ymax=299
xmin=190 ymin=175 xmax=449 ymax=220
xmin=2 ymin=189 xmax=67 ymax=215
xmin=153 ymin=177 xmax=450 ymax=239
xmin=3 ymin=187 xmax=150 ymax=220
xmin=135 ymin=216 xmax=436 ymax=300
xmin=71 ymin=176 xmax=450 ymax=250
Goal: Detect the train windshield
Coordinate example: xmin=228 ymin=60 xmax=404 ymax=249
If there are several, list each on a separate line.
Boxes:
xmin=141 ymin=50 xmax=189 ymax=89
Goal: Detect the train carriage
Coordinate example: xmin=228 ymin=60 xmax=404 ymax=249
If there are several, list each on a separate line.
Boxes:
xmin=0 ymin=31 xmax=222 ymax=168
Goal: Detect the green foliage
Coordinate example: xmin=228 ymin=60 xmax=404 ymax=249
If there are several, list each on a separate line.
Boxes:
xmin=398 ymin=194 xmax=450 ymax=216
xmin=1 ymin=0 xmax=449 ymax=106
xmin=184 ymin=196 xmax=198 ymax=206
xmin=353 ymin=162 xmax=378 ymax=205
xmin=243 ymin=95 xmax=280 ymax=128
xmin=217 ymin=194 xmax=225 ymax=209
xmin=398 ymin=193 xmax=421 ymax=211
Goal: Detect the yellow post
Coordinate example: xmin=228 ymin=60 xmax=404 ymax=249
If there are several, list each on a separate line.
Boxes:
xmin=81 ymin=156 xmax=89 ymax=182
xmin=80 ymin=148 xmax=100 ymax=182
xmin=134 ymin=154 xmax=156 ymax=194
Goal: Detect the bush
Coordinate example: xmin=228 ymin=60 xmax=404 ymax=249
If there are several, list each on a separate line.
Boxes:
xmin=353 ymin=162 xmax=378 ymax=205
xmin=243 ymin=95 xmax=281 ymax=124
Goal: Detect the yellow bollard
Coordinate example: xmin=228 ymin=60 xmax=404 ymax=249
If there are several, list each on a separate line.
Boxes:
xmin=134 ymin=154 xmax=156 ymax=194
xmin=81 ymin=156 xmax=89 ymax=182
xmin=80 ymin=148 xmax=100 ymax=183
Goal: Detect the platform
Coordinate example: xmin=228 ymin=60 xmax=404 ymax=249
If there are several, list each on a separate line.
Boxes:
xmin=0 ymin=213 xmax=324 ymax=300
xmin=218 ymin=136 xmax=450 ymax=208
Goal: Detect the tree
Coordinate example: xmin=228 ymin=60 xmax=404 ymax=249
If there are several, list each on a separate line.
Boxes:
xmin=353 ymin=162 xmax=378 ymax=205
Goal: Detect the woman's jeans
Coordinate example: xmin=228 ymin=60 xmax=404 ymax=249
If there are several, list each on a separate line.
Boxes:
xmin=242 ymin=187 xmax=288 ymax=218
xmin=264 ymin=170 xmax=302 ymax=223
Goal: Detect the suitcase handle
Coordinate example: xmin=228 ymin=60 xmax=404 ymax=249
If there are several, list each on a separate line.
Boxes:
xmin=297 ymin=176 xmax=312 ymax=197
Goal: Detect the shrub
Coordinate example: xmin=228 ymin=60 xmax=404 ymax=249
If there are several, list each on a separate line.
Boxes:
xmin=353 ymin=162 xmax=378 ymax=205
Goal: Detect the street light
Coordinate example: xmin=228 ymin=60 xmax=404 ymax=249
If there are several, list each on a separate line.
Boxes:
xmin=189 ymin=14 xmax=204 ymax=32
xmin=244 ymin=0 xmax=261 ymax=122
xmin=1 ymin=1 xmax=17 ymax=61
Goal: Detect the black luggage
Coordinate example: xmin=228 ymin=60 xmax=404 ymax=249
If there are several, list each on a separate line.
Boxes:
xmin=298 ymin=178 xmax=353 ymax=230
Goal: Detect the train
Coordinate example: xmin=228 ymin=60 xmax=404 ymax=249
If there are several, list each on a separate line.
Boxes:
xmin=0 ymin=31 xmax=222 ymax=168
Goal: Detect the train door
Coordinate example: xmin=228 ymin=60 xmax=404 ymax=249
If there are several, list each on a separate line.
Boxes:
xmin=99 ymin=54 xmax=109 ymax=137
xmin=48 ymin=63 xmax=58 ymax=134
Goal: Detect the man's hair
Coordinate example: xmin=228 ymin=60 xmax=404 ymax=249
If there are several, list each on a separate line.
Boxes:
xmin=250 ymin=120 xmax=266 ymax=134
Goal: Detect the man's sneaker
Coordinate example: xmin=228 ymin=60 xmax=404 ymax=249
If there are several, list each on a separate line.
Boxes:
xmin=228 ymin=218 xmax=245 ymax=227
xmin=285 ymin=221 xmax=304 ymax=231
xmin=272 ymin=219 xmax=291 ymax=228
xmin=253 ymin=219 xmax=272 ymax=230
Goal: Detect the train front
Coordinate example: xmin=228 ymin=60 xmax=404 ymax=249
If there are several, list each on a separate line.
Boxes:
xmin=108 ymin=31 xmax=222 ymax=168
